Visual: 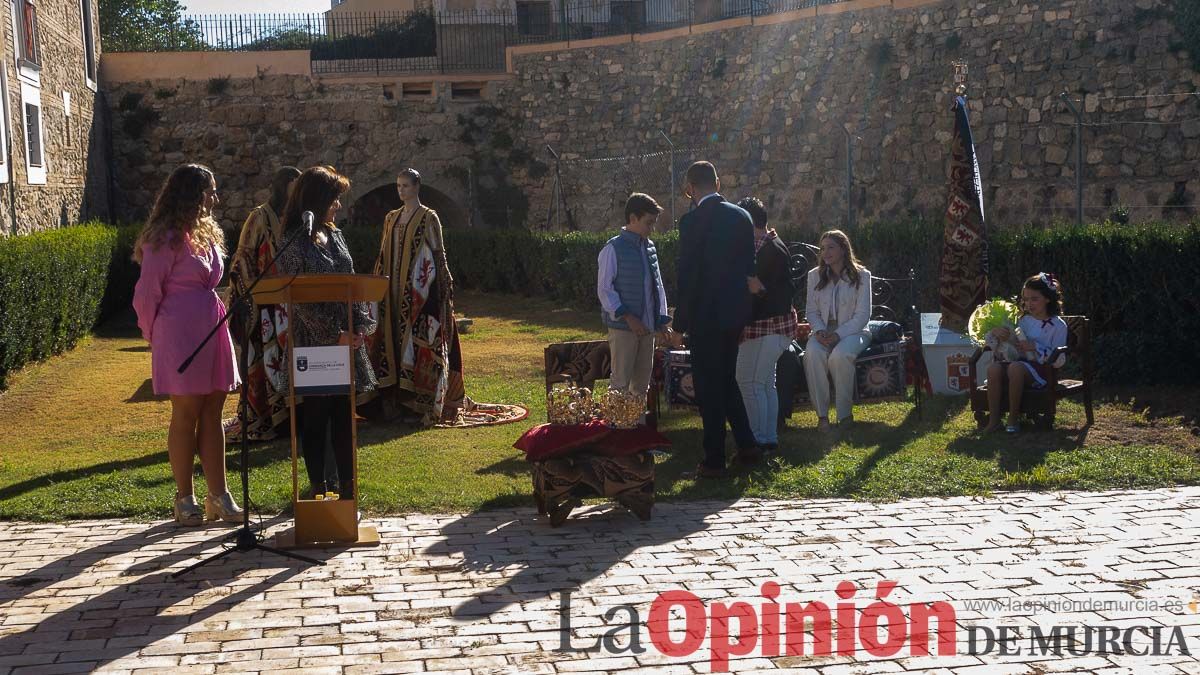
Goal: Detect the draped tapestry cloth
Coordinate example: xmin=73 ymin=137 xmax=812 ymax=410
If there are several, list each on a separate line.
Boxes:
xmin=938 ymin=95 xmax=989 ymax=334
xmin=365 ymin=206 xmax=466 ymax=426
xmin=224 ymin=203 xmax=291 ymax=442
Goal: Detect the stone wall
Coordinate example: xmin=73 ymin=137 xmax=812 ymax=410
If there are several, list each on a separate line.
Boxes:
xmin=497 ymin=0 xmax=1200 ymax=231
xmin=103 ymin=72 xmax=528 ymax=231
xmin=0 ymin=0 xmax=109 ymax=236
xmin=101 ymin=0 xmax=1198 ymax=234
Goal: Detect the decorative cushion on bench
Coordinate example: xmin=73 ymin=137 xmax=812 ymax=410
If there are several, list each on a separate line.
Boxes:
xmin=781 ymin=340 xmax=906 ymax=405
xmin=868 ymin=320 xmax=904 ymax=344
xmin=854 ymin=348 xmax=907 ymax=400
xmin=665 ymin=350 xmax=697 ymax=408
xmin=669 ymin=339 xmax=908 ymax=409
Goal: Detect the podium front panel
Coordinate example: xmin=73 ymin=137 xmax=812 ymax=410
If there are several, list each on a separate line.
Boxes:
xmin=293 ymin=345 xmax=352 ymax=396
xmin=295 ymin=499 xmax=358 ymax=544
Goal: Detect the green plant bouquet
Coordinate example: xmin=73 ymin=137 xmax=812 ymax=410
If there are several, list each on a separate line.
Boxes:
xmin=968 ymin=298 xmax=1023 ymax=362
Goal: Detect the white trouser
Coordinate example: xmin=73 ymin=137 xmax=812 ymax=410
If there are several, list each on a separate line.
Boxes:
xmin=804 ymin=333 xmax=870 ymax=421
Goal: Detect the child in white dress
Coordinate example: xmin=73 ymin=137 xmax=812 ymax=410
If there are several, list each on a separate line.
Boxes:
xmin=982 ymin=273 xmax=1068 ymax=433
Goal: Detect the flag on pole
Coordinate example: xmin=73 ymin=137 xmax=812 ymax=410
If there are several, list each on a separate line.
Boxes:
xmin=938 ymin=95 xmax=988 ymax=333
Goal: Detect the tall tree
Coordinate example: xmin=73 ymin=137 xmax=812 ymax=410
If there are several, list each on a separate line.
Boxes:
xmin=99 ymin=0 xmax=206 ymax=52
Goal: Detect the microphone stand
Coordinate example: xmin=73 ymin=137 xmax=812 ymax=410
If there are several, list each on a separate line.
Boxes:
xmin=173 ymin=218 xmax=323 ymax=578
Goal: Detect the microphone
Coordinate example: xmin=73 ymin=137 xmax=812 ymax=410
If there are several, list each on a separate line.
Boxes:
xmin=301 ymin=211 xmax=314 ymax=235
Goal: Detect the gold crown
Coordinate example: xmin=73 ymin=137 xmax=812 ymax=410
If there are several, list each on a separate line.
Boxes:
xmin=599 ymin=389 xmax=645 ymax=429
xmin=547 ymin=379 xmax=596 ymax=426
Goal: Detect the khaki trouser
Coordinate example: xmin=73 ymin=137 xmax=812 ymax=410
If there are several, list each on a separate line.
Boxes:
xmin=608 ymin=328 xmax=656 ymax=395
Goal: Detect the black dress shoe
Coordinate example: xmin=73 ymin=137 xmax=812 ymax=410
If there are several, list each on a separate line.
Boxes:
xmin=694 ymin=463 xmax=730 ymax=479
xmin=736 ymin=446 xmax=764 ymax=465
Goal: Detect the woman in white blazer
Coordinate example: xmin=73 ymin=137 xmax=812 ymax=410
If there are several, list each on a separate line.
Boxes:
xmin=804 ymin=229 xmax=872 ymax=431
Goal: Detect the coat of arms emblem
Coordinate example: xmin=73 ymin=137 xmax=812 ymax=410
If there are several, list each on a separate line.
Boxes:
xmin=946 ymin=352 xmax=971 ymax=392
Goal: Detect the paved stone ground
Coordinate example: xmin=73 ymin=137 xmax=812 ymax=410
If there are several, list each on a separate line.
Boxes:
xmin=1 ymin=488 xmax=1199 ymax=674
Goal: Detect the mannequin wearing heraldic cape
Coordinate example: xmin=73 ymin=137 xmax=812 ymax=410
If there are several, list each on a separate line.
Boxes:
xmin=225 ymin=167 xmax=301 ymax=441
xmin=365 ymin=168 xmax=467 ymax=426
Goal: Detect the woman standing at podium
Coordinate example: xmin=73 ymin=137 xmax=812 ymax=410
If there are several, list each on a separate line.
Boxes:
xmin=276 ymin=166 xmax=378 ymax=500
xmin=132 ymin=164 xmax=244 ymax=525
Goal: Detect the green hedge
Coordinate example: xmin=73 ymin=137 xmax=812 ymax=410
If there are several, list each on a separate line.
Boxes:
xmin=101 ymin=224 xmax=143 ymax=322
xmin=446 ymin=229 xmax=638 ymax=305
xmin=439 ymin=220 xmax=1200 ymax=385
xmin=859 ymin=219 xmax=1200 ymax=384
xmin=441 ymin=222 xmax=1200 ymax=330
xmin=0 ymin=223 xmax=117 ymax=388
xmin=91 ymin=218 xmax=1200 ymax=385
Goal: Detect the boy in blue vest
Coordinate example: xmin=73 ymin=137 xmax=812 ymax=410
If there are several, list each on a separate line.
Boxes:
xmin=597 ymin=193 xmax=677 ymax=395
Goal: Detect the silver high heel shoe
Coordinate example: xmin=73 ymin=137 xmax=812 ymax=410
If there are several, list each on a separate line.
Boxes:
xmin=174 ymin=495 xmax=204 ymax=526
xmin=204 ymin=491 xmax=244 ymax=523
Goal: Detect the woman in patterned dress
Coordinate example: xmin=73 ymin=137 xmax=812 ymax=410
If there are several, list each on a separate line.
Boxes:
xmin=275 ymin=166 xmax=377 ymax=499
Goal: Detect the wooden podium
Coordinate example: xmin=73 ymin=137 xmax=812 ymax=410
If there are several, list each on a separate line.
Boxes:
xmin=253 ymin=273 xmax=389 ymax=549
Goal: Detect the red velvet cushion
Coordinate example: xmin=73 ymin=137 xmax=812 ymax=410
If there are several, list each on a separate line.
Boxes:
xmin=515 ymin=421 xmax=612 ymax=461
xmin=592 ymin=427 xmax=672 ymax=457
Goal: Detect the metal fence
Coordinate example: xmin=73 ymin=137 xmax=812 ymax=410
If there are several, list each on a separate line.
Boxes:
xmin=545 ymin=139 xmax=708 ymax=230
xmin=175 ymin=0 xmax=855 ymax=75
xmin=185 ymin=11 xmax=510 ymax=74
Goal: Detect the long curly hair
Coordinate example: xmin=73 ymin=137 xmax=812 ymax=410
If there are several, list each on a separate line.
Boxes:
xmin=134 ymin=164 xmax=224 ymax=263
xmin=814 ymin=229 xmax=866 ymax=290
xmin=280 ymin=166 xmax=351 ymax=235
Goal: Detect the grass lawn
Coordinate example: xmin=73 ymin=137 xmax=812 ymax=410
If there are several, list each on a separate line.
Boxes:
xmin=1 ymin=290 xmax=1197 ymax=521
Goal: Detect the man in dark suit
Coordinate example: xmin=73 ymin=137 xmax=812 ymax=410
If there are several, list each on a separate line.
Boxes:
xmin=673 ymin=161 xmax=762 ymax=477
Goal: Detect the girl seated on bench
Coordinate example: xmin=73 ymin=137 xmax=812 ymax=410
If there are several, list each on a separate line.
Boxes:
xmin=983 ymin=273 xmax=1068 ymax=434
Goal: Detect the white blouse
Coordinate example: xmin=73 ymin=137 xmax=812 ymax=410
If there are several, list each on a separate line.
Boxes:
xmin=805 ymin=266 xmax=873 ymax=339
xmin=1017 ymin=314 xmax=1068 ymax=368
xmin=1008 ymin=314 xmax=1069 ymax=388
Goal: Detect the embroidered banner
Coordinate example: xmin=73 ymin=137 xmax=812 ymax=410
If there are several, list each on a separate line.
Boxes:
xmin=938 ymin=96 xmax=989 ymax=333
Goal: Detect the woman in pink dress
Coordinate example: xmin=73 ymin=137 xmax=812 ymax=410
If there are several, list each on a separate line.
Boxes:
xmin=133 ymin=164 xmax=244 ymax=526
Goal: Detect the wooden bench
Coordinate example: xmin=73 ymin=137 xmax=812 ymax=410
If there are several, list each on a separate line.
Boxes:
xmin=536 ymin=341 xmax=660 ymax=525
xmin=966 ymin=315 xmax=1095 ymax=430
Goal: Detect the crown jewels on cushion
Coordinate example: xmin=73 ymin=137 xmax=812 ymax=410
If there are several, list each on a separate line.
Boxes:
xmin=599 ymin=389 xmax=645 ymax=430
xmin=547 ymin=379 xmax=596 ymax=426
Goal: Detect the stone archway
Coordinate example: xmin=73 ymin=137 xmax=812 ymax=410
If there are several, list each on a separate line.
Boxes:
xmin=347 ymin=182 xmax=469 ymax=230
